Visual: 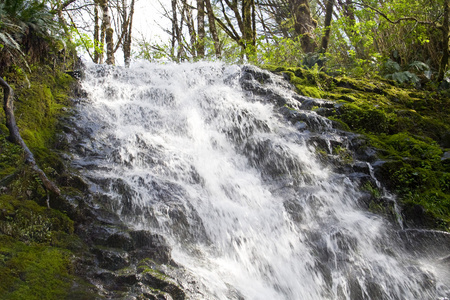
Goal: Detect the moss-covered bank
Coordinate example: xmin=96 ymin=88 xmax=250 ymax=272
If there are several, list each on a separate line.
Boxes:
xmin=0 ymin=63 xmax=95 ymax=299
xmin=266 ymin=65 xmax=450 ymax=231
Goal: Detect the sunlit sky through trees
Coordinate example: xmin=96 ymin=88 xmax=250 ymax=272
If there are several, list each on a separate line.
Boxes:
xmin=134 ymin=0 xmax=171 ymax=43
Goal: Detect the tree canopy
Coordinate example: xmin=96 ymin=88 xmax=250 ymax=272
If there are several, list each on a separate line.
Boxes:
xmin=1 ymin=0 xmax=448 ymax=83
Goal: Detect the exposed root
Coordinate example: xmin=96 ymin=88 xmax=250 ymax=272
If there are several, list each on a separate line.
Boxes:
xmin=0 ymin=77 xmax=61 ymax=203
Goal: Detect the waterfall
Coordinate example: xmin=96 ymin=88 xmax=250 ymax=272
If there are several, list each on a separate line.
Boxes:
xmin=74 ymin=61 xmax=450 ymax=299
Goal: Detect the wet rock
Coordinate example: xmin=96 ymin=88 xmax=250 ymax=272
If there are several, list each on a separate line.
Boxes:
xmin=300 ymin=98 xmax=334 ymax=110
xmin=314 ymin=107 xmax=334 ymax=117
xmin=93 ymin=247 xmax=130 ymax=271
xmin=442 ymin=151 xmax=450 ymax=161
xmin=99 ymin=270 xmax=137 ymax=287
xmin=397 ymin=229 xmax=450 ymax=257
xmin=279 ymin=106 xmax=301 ymax=123
xmin=241 ymin=65 xmax=273 ymax=84
xmin=105 ymin=231 xmax=134 ymax=251
xmin=283 ymin=199 xmax=304 ymax=223
xmin=130 ymin=231 xmax=172 ymax=264
xmin=351 ymin=161 xmax=370 ymax=174
xmin=140 ymin=271 xmax=185 ymax=300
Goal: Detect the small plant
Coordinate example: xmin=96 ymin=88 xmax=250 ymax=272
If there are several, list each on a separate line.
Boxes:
xmin=382 ymin=59 xmax=431 ymax=86
xmin=363 ymin=182 xmax=382 ymax=199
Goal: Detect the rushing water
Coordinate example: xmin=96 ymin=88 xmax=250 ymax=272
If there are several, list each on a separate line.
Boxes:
xmin=75 ymin=61 xmax=450 ymax=299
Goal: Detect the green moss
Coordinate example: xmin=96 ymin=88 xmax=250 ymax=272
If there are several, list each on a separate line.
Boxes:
xmin=333 ymin=145 xmax=353 ymax=164
xmin=0 ymin=137 xmax=23 ymax=178
xmin=362 ymin=182 xmax=382 ymax=199
xmin=403 ymin=191 xmax=450 ymax=230
xmin=338 ymin=103 xmax=397 ymax=134
xmin=327 ymin=116 xmax=351 ymax=131
xmin=0 ymin=192 xmax=74 ymax=243
xmin=281 ymin=70 xmax=325 ymax=98
xmin=0 ymin=235 xmax=73 ymax=300
xmin=6 ymin=66 xmax=75 ymax=152
xmin=297 ymin=85 xmax=323 ymax=98
xmin=369 ymin=133 xmax=443 ymax=163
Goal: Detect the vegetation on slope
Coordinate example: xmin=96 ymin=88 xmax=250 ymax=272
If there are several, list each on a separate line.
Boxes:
xmin=266 ymin=65 xmax=450 ymax=231
xmin=0 ymin=62 xmax=97 ymax=299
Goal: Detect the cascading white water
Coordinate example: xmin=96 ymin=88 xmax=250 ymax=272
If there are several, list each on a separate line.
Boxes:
xmin=76 ymin=61 xmax=449 ymax=299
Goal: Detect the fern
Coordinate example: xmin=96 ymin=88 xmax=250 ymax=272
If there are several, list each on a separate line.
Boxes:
xmin=409 ymin=61 xmax=430 ymax=72
xmin=383 ymin=59 xmax=401 ymax=73
xmin=0 ymin=32 xmax=24 ymax=53
xmin=383 ymin=60 xmax=430 ymax=85
xmin=385 ymin=71 xmax=420 ymax=85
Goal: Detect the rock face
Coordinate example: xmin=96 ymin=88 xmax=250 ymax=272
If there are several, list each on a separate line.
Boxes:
xmin=63 ymin=64 xmax=449 ymax=299
xmin=240 ymin=66 xmax=381 ymax=195
xmin=59 ymin=110 xmax=186 ymax=300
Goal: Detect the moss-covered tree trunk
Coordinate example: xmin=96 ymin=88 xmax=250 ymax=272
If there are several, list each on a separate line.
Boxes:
xmin=289 ymin=0 xmax=318 ymax=53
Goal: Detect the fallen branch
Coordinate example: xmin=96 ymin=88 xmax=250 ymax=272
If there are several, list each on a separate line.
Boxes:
xmin=0 ymin=77 xmax=61 ymax=207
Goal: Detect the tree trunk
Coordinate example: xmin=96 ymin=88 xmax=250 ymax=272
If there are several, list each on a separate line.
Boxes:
xmin=242 ymin=0 xmax=252 ymax=44
xmin=99 ymin=0 xmax=115 ymax=65
xmin=99 ymin=2 xmax=106 ymax=63
xmin=197 ymin=0 xmax=206 ymax=58
xmin=320 ymin=0 xmax=334 ymax=53
xmin=171 ymin=0 xmax=185 ymax=61
xmin=289 ymin=0 xmax=317 ymax=53
xmin=171 ymin=0 xmax=177 ymax=59
xmin=123 ymin=0 xmax=135 ymax=67
xmin=0 ymin=78 xmax=61 ymax=204
xmin=94 ymin=1 xmax=101 ymax=64
xmin=205 ymin=0 xmax=221 ymax=57
xmin=182 ymin=0 xmax=197 ymax=57
xmin=241 ymin=0 xmax=256 ymax=57
xmin=438 ymin=0 xmax=449 ymax=81
xmin=177 ymin=1 xmax=186 ymax=60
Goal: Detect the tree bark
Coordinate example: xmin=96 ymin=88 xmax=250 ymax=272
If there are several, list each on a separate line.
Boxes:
xmin=171 ymin=0 xmax=177 ymax=59
xmin=197 ymin=0 xmax=206 ymax=58
xmin=289 ymin=0 xmax=317 ymax=53
xmin=99 ymin=0 xmax=106 ymax=63
xmin=104 ymin=3 xmax=115 ymax=64
xmin=320 ymin=0 xmax=334 ymax=52
xmin=242 ymin=0 xmax=256 ymax=56
xmin=99 ymin=0 xmax=115 ymax=65
xmin=171 ymin=0 xmax=185 ymax=60
xmin=0 ymin=77 xmax=61 ymax=204
xmin=205 ymin=0 xmax=221 ymax=57
xmin=94 ymin=1 xmax=101 ymax=64
xmin=123 ymin=0 xmax=135 ymax=67
xmin=177 ymin=1 xmax=186 ymax=60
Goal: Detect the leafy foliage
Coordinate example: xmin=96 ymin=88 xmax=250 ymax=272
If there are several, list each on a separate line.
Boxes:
xmin=0 ymin=0 xmax=64 ymax=72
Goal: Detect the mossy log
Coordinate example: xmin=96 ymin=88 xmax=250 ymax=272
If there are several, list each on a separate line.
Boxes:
xmin=0 ymin=77 xmax=61 ymax=203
